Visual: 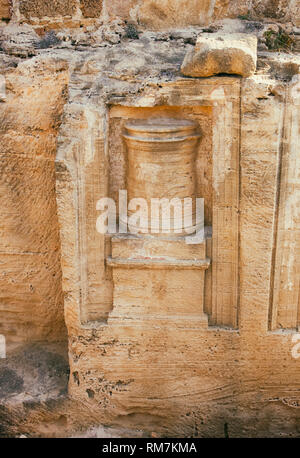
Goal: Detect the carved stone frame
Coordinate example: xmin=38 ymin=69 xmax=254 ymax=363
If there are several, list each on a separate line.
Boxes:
xmin=55 ymin=77 xmax=241 ymax=329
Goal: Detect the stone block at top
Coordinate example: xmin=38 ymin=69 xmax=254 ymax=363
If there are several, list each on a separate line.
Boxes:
xmin=181 ymin=33 xmax=257 ymax=78
xmin=19 ymin=0 xmax=77 ymax=18
xmin=0 ymin=0 xmax=11 ymax=20
xmin=80 ymin=0 xmax=102 ymax=18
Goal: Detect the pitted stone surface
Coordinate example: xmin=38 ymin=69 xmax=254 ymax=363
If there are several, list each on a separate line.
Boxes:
xmin=0 ymin=0 xmax=11 ymax=20
xmin=181 ymin=33 xmax=257 ymax=77
xmin=0 ymin=5 xmax=299 ymax=438
xmin=80 ymin=0 xmax=102 ymax=18
xmin=19 ymin=0 xmax=77 ymax=18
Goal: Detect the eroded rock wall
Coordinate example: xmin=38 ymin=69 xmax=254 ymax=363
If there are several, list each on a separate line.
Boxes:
xmin=0 ymin=0 xmax=11 ymax=21
xmin=52 ymin=34 xmax=299 ymax=436
xmin=0 ymin=0 xmax=299 ymax=439
xmin=0 ymin=57 xmax=68 ymax=347
xmin=1 ymin=1 xmax=299 ymax=29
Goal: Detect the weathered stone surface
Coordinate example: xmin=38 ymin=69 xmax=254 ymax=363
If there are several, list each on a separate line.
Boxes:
xmin=19 ymin=0 xmax=77 ymax=18
xmin=0 ymin=0 xmax=11 ymax=20
xmin=105 ymin=0 xmax=299 ymax=29
xmin=271 ymin=75 xmax=300 ymax=329
xmin=2 ymin=0 xmax=299 ymax=30
xmin=53 ymin=37 xmax=300 ymax=436
xmin=139 ymin=0 xmax=214 ymax=29
xmin=213 ymin=0 xmax=250 ymax=20
xmin=291 ymin=0 xmax=300 ymax=26
xmin=181 ymin=33 xmax=257 ymax=77
xmin=0 ymin=56 xmax=68 ymax=346
xmin=0 ymin=13 xmax=299 ymax=439
xmin=240 ymin=75 xmax=286 ymax=334
xmin=106 ymin=0 xmax=139 ymax=21
xmin=252 ymin=0 xmax=291 ymax=19
xmin=80 ymin=0 xmax=102 ymax=18
xmin=0 ymin=25 xmax=39 ymax=57
xmin=0 ymin=344 xmax=69 ymax=402
xmin=261 ymin=54 xmax=300 ymax=81
xmin=3 ymin=0 xmax=298 ymax=30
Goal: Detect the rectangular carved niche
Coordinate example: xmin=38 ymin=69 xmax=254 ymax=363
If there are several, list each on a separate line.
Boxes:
xmin=270 ymin=77 xmax=300 ymax=331
xmin=57 ymin=78 xmax=241 ymax=328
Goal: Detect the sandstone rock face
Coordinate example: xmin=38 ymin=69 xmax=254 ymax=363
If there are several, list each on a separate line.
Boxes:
xmin=292 ymin=0 xmax=300 ymax=26
xmin=19 ymin=0 xmax=77 ymax=19
xmin=0 ymin=0 xmax=11 ymax=20
xmin=80 ymin=0 xmax=102 ymax=18
xmin=139 ymin=0 xmax=215 ymax=29
xmin=252 ymin=0 xmax=291 ymax=19
xmin=105 ymin=0 xmax=138 ymax=21
xmin=0 ymin=57 xmax=68 ymax=347
xmin=0 ymin=25 xmax=39 ymax=58
xmin=213 ymin=0 xmax=250 ymax=20
xmin=181 ymin=33 xmax=258 ymax=77
xmin=4 ymin=0 xmax=299 ymax=30
xmin=0 ymin=0 xmax=299 ymax=439
xmin=51 ymin=32 xmax=300 ymax=436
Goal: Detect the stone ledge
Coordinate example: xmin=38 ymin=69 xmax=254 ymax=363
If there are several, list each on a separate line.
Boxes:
xmin=107 ymin=315 xmax=209 ymax=329
xmin=181 ymin=33 xmax=257 ymax=78
xmin=110 ymin=232 xmax=207 ymax=260
xmin=106 ymin=256 xmax=211 ymax=270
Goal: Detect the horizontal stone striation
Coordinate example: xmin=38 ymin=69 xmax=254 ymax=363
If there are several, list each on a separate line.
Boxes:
xmin=0 ymin=57 xmax=69 ymax=346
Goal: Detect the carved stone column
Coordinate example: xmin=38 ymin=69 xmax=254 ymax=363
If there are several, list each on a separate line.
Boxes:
xmin=107 ymin=118 xmax=210 ymax=327
xmin=122 ymin=118 xmax=201 ymax=236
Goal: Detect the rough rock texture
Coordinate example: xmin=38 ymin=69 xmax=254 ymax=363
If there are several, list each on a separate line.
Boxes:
xmin=107 ymin=0 xmax=300 ymax=30
xmin=0 ymin=24 xmax=39 ymax=57
xmin=2 ymin=0 xmax=298 ymax=29
xmin=105 ymin=0 xmax=139 ymax=22
xmin=138 ymin=0 xmax=215 ymax=29
xmin=0 ymin=55 xmax=68 ymax=346
xmin=252 ymin=0 xmax=291 ymax=19
xmin=0 ymin=0 xmax=11 ymax=20
xmin=0 ymin=1 xmax=299 ymax=439
xmin=181 ymin=33 xmax=257 ymax=77
xmin=19 ymin=0 xmax=78 ymax=19
xmin=0 ymin=343 xmax=76 ymax=437
xmin=49 ymin=31 xmax=300 ymax=436
xmin=0 ymin=342 xmax=149 ymax=438
xmin=80 ymin=0 xmax=102 ymax=18
xmin=0 ymin=344 xmax=69 ymax=402
xmin=213 ymin=0 xmax=251 ymax=20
